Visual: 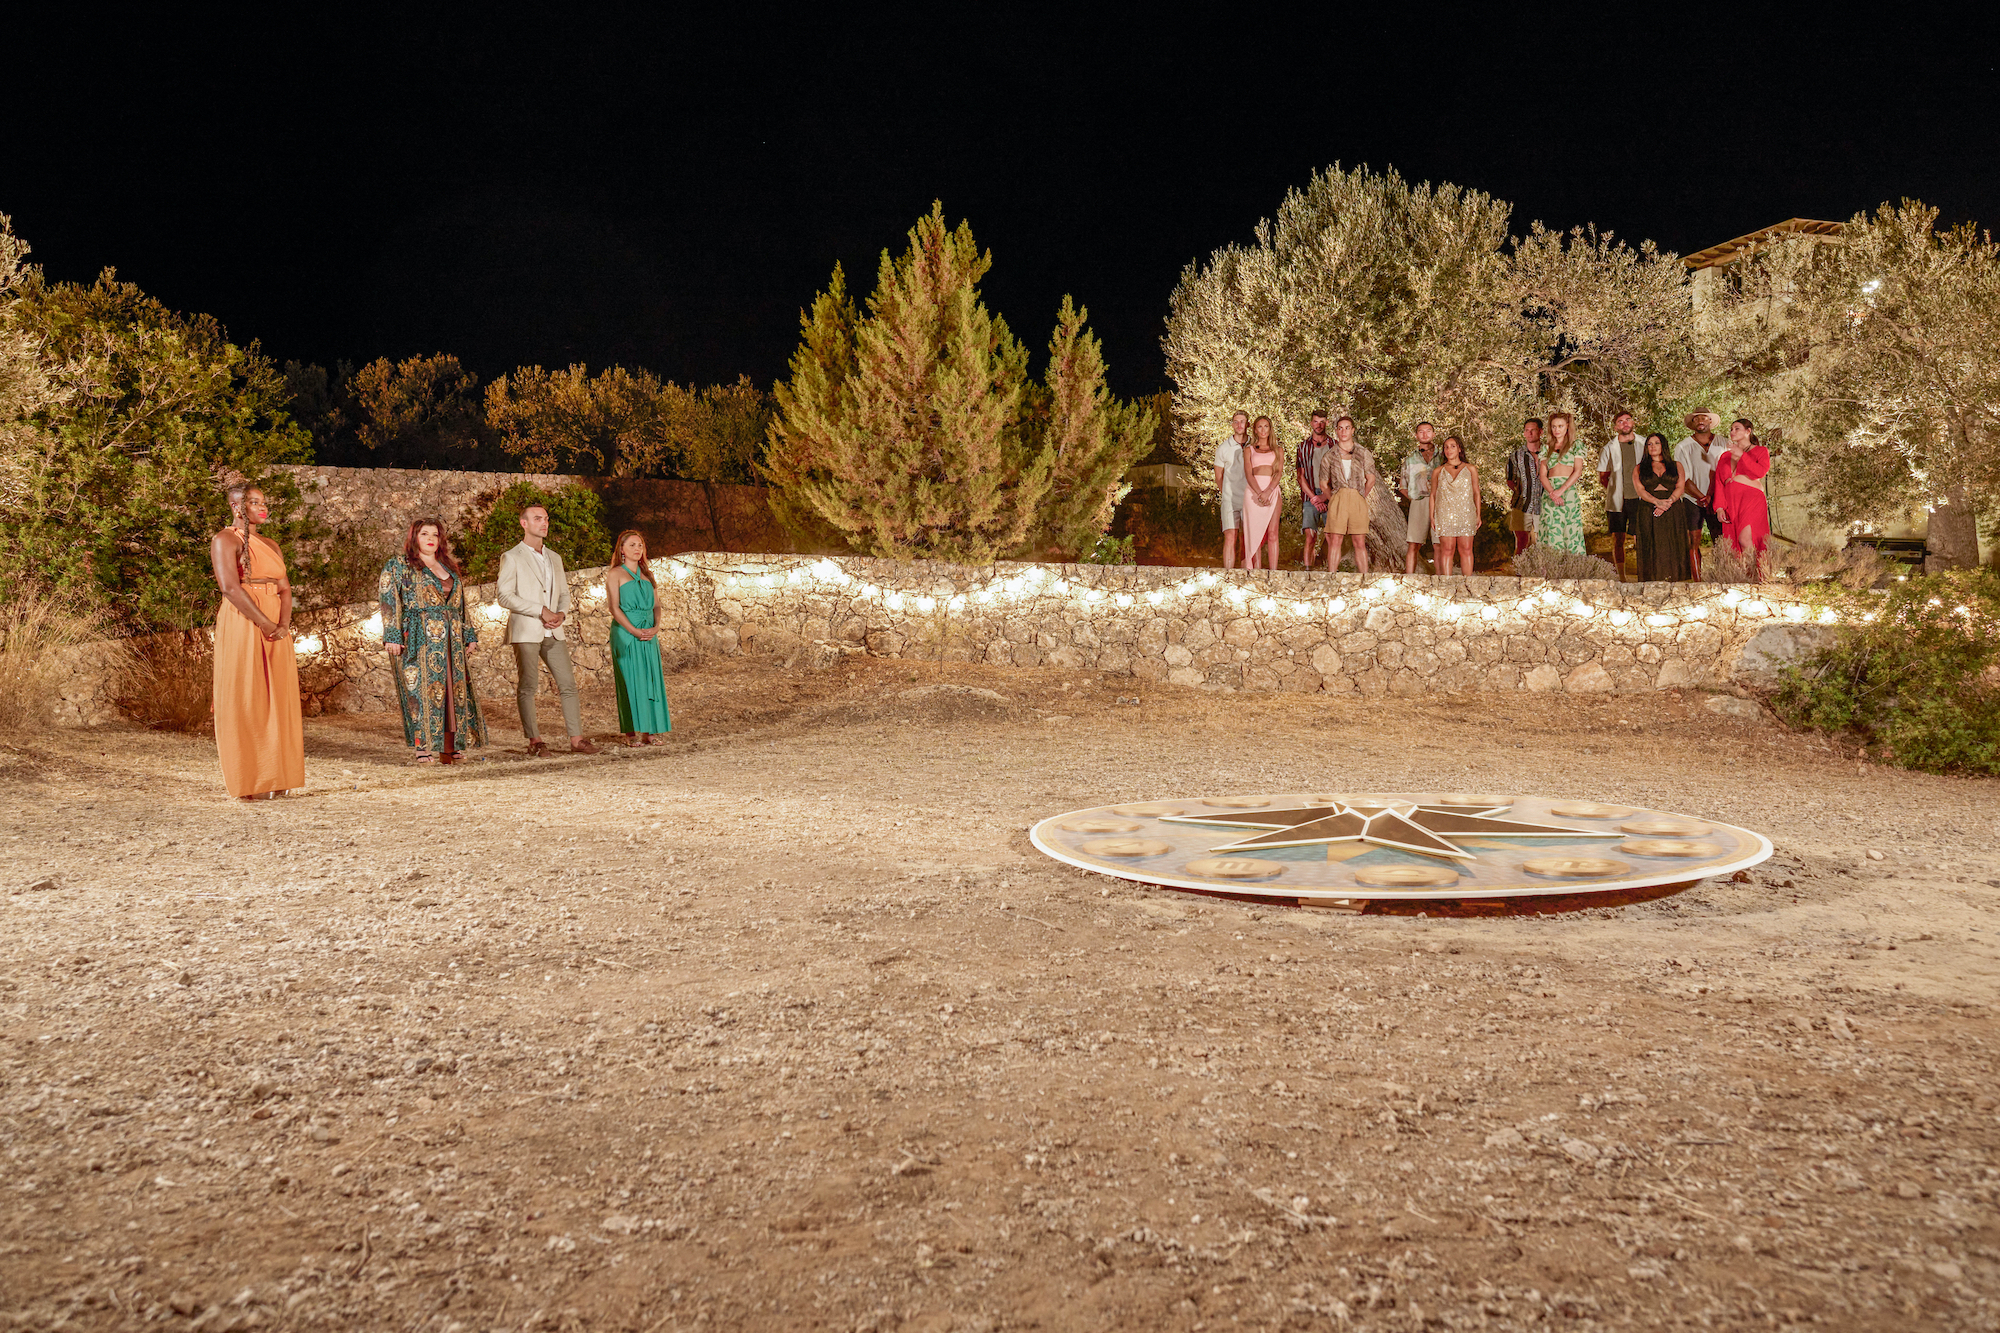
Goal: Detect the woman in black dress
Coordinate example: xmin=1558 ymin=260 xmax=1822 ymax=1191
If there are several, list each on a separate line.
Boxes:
xmin=1630 ymin=433 xmax=1692 ymax=582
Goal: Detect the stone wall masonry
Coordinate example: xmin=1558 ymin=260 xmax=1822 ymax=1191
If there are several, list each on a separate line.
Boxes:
xmin=55 ymin=553 xmax=1840 ymax=725
xmin=661 ymin=553 xmax=1834 ymax=697
xmin=277 ymin=466 xmax=822 ymax=563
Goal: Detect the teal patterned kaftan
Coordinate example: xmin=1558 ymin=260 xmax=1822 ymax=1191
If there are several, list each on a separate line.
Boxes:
xmin=378 ymin=556 xmax=487 ymax=753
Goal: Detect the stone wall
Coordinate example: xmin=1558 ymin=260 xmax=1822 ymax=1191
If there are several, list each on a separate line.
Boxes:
xmin=278 ymin=466 xmax=827 ymax=565
xmin=667 ymin=555 xmax=1834 ymax=696
xmin=58 ymin=554 xmax=1841 ymax=725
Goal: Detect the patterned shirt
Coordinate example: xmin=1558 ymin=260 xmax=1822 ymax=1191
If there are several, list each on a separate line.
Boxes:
xmin=1507 ymin=446 xmax=1545 ymax=516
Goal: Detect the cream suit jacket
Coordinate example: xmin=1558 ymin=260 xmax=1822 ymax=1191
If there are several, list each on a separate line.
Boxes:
xmin=496 ymin=541 xmax=573 ymax=643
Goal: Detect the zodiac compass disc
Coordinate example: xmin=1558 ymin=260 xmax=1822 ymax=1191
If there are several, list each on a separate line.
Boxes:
xmin=1029 ymin=793 xmax=1773 ymax=908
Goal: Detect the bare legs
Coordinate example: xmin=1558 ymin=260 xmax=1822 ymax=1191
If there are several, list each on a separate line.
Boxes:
xmin=1222 ymin=527 xmax=1240 ymax=570
xmin=1435 ymin=534 xmax=1474 ymax=575
xmin=1249 ymin=523 xmax=1281 ymax=570
xmin=1404 ymin=542 xmax=1431 ymax=575
xmin=1326 ymin=533 xmax=1369 ymax=576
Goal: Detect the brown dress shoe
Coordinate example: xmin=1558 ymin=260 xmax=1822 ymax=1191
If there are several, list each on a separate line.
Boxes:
xmin=526 ymin=739 xmax=549 ymax=757
xmin=569 ymin=738 xmax=598 ymax=754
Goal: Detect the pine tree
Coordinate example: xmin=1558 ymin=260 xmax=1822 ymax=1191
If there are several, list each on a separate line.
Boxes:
xmin=1027 ymin=297 xmax=1157 ymax=558
xmin=768 ymin=204 xmax=1148 ymax=562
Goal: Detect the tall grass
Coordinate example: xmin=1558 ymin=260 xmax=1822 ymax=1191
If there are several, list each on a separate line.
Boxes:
xmin=0 ymin=581 xmax=133 ymax=730
xmin=117 ymin=631 xmax=216 ymax=733
xmin=1509 ymin=546 xmax=1619 ymax=581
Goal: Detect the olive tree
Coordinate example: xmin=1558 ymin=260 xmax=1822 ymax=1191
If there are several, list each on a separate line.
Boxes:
xmin=1701 ymin=200 xmax=2000 ymax=569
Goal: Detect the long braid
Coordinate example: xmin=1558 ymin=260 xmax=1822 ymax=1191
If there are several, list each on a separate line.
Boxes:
xmin=227 ymin=483 xmax=253 ymax=581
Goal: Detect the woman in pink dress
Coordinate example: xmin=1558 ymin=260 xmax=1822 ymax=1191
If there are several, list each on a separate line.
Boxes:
xmin=1713 ymin=417 xmax=1772 ymax=580
xmin=1242 ymin=415 xmax=1283 ymax=570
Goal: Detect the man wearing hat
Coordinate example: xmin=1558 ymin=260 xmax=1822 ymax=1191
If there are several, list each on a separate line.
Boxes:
xmin=1673 ymin=410 xmax=1729 ymax=578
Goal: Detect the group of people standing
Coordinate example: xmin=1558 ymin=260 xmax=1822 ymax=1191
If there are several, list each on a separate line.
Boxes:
xmin=1212 ymin=408 xmax=1774 ymax=582
xmin=207 ymin=487 xmax=673 ymax=801
xmin=1213 ymin=411 xmax=1488 ymax=577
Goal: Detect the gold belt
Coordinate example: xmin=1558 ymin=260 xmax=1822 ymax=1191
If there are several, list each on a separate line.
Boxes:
xmin=241 ymin=577 xmax=281 ymax=585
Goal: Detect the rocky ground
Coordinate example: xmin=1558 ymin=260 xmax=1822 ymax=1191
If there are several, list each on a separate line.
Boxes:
xmin=3 ymin=655 xmax=1998 ymax=1332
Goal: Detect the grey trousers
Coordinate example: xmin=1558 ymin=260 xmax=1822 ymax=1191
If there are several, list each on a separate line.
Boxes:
xmin=513 ymin=639 xmax=582 ymax=739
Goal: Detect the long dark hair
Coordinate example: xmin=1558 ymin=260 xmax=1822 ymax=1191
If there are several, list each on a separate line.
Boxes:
xmin=1644 ymin=433 xmax=1672 ymax=472
xmin=1440 ymin=435 xmax=1467 ymax=465
xmin=404 ymin=517 xmax=462 ymax=575
xmin=1731 ymin=417 xmax=1761 ymax=449
xmin=612 ymin=529 xmax=654 ymax=583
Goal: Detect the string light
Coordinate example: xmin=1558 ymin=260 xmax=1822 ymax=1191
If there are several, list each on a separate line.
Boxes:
xmin=1608 ymin=609 xmax=1632 ymax=626
xmin=1115 ymin=593 xmax=1134 ymax=608
xmin=915 ymin=595 xmax=935 ymax=613
xmin=1329 ymin=597 xmax=1347 ymax=614
xmin=1257 ymin=597 xmax=1277 ymax=614
xmin=1722 ymin=589 xmax=1742 ymax=605
xmin=360 ymin=613 xmax=383 ymax=640
xmin=1817 ymin=608 xmax=1838 ymax=624
xmin=1742 ymin=599 xmax=1768 ymax=616
xmin=1540 ymin=589 xmax=1559 ymax=605
xmin=1480 ymin=604 xmax=1498 ymax=621
xmin=1645 ymin=613 xmax=1671 ymax=627
xmin=885 ymin=592 xmax=904 ymax=610
xmin=482 ymin=603 xmax=508 ymax=623
xmin=1785 ymin=604 xmax=1807 ymax=620
xmin=1147 ymin=590 xmax=1164 ymax=605
xmin=295 ymin=634 xmax=324 ymax=657
xmin=1293 ymin=601 xmax=1312 ymax=616
xmin=1683 ymin=605 xmax=1708 ymax=620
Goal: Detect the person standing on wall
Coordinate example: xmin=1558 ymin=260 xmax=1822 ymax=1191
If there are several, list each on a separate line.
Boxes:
xmin=380 ymin=517 xmax=486 ymax=764
xmin=1397 ymin=422 xmax=1437 ymax=574
xmin=1315 ymin=414 xmax=1377 ymax=575
xmin=607 ymin=530 xmax=672 ymax=746
xmin=1505 ymin=418 xmax=1545 ymax=556
xmin=1214 ymin=410 xmax=1249 ymax=569
xmin=1597 ymin=410 xmax=1644 ymax=579
xmin=497 ymin=502 xmax=597 ymax=756
xmin=1428 ymin=434 xmax=1482 ymax=576
xmin=1630 ymin=433 xmax=1693 ymax=582
xmin=1713 ymin=418 xmax=1773 ymax=582
xmin=1535 ymin=412 xmax=1589 ymax=555
xmin=1672 ymin=410 xmax=1728 ymax=579
xmin=1241 ymin=415 xmax=1285 ymax=571
xmin=209 ymin=479 xmax=305 ymax=800
xmin=1295 ymin=410 xmax=1334 ymax=570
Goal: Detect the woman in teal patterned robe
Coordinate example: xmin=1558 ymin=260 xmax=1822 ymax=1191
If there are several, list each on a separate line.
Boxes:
xmin=380 ymin=519 xmax=487 ymax=762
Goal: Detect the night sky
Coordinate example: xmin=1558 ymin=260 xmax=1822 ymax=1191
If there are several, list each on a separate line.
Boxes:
xmin=8 ymin=13 xmax=1996 ymax=401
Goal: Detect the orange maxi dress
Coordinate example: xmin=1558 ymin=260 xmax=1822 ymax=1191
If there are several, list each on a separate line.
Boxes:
xmin=213 ymin=534 xmax=304 ymax=797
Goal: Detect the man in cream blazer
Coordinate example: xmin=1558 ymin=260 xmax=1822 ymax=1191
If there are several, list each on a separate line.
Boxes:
xmin=496 ymin=503 xmax=596 ymax=755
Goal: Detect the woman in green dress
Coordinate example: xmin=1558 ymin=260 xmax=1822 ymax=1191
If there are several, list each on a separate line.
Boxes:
xmin=1534 ymin=411 xmax=1589 ymax=555
xmin=607 ymin=530 xmax=672 ymax=745
xmin=380 ymin=518 xmax=486 ymax=763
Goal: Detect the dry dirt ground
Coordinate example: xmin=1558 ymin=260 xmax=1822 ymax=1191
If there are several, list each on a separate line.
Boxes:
xmin=4 ymin=656 xmax=2000 ymax=1332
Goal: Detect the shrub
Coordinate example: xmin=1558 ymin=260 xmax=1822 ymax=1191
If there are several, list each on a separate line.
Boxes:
xmin=1772 ymin=568 xmax=2000 ymax=774
xmin=1509 ymin=545 xmax=1619 ymax=581
xmin=459 ymin=482 xmax=613 ymax=581
xmin=1472 ymin=500 xmax=1514 ymax=572
xmin=0 ymin=580 xmax=129 ymax=730
xmin=117 ymin=630 xmax=215 ymax=733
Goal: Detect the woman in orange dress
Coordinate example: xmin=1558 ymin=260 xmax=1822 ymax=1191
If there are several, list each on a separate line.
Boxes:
xmin=209 ymin=482 xmax=304 ymax=800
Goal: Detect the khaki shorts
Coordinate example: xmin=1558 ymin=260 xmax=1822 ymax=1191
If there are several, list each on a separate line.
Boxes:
xmin=1219 ymin=490 xmax=1245 ymax=530
xmin=1404 ymin=497 xmax=1431 ymax=544
xmin=1327 ymin=489 xmax=1372 ymax=536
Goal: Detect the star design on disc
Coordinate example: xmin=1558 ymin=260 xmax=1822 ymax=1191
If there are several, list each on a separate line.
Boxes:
xmin=1159 ymin=799 xmax=1610 ymax=862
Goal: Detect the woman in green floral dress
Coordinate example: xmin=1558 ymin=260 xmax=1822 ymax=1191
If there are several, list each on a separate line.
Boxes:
xmin=380 ymin=518 xmax=487 ymax=763
xmin=1534 ymin=412 xmax=1589 ymax=555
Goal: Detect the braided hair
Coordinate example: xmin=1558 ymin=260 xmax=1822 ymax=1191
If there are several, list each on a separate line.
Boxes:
xmin=225 ymin=482 xmax=254 ymax=582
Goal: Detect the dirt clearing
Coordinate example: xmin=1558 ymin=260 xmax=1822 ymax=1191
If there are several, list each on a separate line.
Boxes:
xmin=4 ymin=656 xmax=1998 ymax=1330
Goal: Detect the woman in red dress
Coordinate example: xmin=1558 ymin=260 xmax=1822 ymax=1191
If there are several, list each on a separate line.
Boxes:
xmin=1712 ymin=417 xmax=1772 ymax=581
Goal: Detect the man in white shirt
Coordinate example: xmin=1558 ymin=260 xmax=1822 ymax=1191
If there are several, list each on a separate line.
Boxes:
xmin=496 ymin=503 xmax=596 ymax=756
xmin=1213 ymin=411 xmax=1249 ymax=569
xmin=1673 ymin=410 xmax=1729 ymax=578
xmin=1596 ymin=410 xmax=1643 ymax=580
xmin=1396 ymin=422 xmax=1437 ymax=574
